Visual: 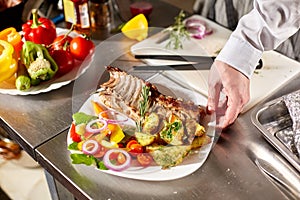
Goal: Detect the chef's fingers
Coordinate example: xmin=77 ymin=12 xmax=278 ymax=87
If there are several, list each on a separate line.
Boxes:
xmin=206 ymin=63 xmax=222 ymax=114
xmin=222 ymin=86 xmax=250 ymax=128
xmin=221 ymin=93 xmax=243 ymax=128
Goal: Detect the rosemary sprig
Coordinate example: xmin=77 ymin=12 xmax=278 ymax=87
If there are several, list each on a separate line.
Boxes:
xmin=165 ymin=10 xmax=190 ymax=50
xmin=137 ymin=85 xmax=150 ymax=132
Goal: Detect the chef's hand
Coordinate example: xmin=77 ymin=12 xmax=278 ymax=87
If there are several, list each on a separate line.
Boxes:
xmin=206 ymin=60 xmax=250 ymax=129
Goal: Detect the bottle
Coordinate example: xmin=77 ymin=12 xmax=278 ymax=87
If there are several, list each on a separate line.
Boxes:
xmin=62 ymin=0 xmax=91 ymax=36
xmin=89 ymin=0 xmax=114 ymax=39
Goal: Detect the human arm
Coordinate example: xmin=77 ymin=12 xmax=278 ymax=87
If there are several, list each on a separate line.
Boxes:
xmin=207 ymin=0 xmax=300 ymax=128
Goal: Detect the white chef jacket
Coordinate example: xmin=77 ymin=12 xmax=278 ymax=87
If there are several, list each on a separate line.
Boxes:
xmin=216 ymin=0 xmax=300 ymax=78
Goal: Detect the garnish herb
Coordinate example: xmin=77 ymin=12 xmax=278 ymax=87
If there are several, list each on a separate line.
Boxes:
xmin=161 ymin=121 xmax=182 ymax=140
xmin=137 ymin=85 xmax=150 ymax=132
xmin=165 ymin=10 xmax=190 ymax=50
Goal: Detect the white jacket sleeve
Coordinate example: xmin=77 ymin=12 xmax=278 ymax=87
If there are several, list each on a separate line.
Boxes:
xmin=216 ymin=0 xmax=300 ymax=78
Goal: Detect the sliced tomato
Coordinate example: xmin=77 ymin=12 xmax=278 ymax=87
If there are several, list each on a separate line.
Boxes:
xmin=109 ymin=151 xmax=128 ymax=165
xmin=137 ymin=153 xmax=153 ymax=167
xmin=93 ymin=145 xmax=107 ymax=158
xmin=117 ymin=152 xmax=126 ymax=164
xmin=70 ymin=123 xmax=82 ymax=142
xmin=126 ymin=140 xmax=143 ymax=156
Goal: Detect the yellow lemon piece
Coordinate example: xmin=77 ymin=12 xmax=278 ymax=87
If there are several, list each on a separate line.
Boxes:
xmin=121 ymin=14 xmax=148 ymax=41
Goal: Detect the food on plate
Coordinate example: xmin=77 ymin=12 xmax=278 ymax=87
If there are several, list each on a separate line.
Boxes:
xmin=15 ymin=62 xmax=31 ymax=91
xmin=68 ymin=66 xmax=211 ymax=171
xmin=49 ymin=35 xmax=73 ymax=52
xmin=0 ymin=27 xmax=23 ymax=58
xmin=69 ymin=36 xmax=95 ymax=61
xmin=0 ymin=40 xmax=18 ymax=83
xmin=22 ymin=9 xmax=57 ymax=46
xmin=0 ymin=20 xmax=95 ymax=92
xmin=50 ymin=49 xmax=75 ymax=76
xmin=121 ymin=14 xmax=148 ymax=41
xmin=20 ymin=41 xmax=58 ymax=82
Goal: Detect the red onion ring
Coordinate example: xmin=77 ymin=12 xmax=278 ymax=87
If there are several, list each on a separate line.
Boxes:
xmin=185 ymin=18 xmax=213 ymax=39
xmin=82 ymin=140 xmax=100 ymax=155
xmin=103 ymin=149 xmax=131 ymax=171
xmin=99 ymin=110 xmax=128 ymax=124
xmin=86 ymin=118 xmax=108 ymax=134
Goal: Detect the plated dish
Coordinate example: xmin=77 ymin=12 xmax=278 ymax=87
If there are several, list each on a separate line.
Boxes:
xmin=0 ymin=28 xmax=92 ymax=95
xmin=67 ymin=67 xmax=215 ymax=181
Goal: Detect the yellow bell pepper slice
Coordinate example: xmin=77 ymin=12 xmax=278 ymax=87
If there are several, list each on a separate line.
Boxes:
xmin=109 ymin=124 xmax=125 ymax=144
xmin=0 ymin=27 xmax=23 ymax=59
xmin=0 ymin=40 xmax=17 ymax=83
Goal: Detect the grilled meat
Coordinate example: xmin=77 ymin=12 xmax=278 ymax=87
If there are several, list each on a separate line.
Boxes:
xmin=99 ymin=66 xmax=206 ymax=122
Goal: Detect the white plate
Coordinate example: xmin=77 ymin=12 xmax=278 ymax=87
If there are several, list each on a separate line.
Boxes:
xmin=67 ymin=81 xmax=215 ymax=181
xmin=0 ymin=28 xmax=92 ymax=95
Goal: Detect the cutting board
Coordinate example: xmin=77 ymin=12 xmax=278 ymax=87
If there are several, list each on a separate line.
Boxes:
xmin=131 ymin=15 xmax=300 ymax=113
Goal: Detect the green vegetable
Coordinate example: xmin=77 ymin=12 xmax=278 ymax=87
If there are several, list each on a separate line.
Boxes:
xmin=161 ymin=121 xmax=182 ymax=141
xmin=20 ymin=41 xmax=58 ymax=81
xmin=72 ymin=112 xmax=97 ymax=125
xmin=30 ymin=78 xmax=41 ymax=86
xmin=164 ymin=10 xmax=190 ymax=50
xmin=15 ymin=62 xmax=31 ymax=91
xmin=97 ymin=161 xmax=108 ymax=170
xmin=136 ymin=85 xmax=150 ymax=132
xmin=70 ymin=153 xmax=95 ymax=165
xmin=68 ymin=142 xmax=79 ymax=151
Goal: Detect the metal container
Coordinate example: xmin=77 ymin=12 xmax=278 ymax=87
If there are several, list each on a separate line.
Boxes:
xmin=251 ymin=95 xmax=300 ymax=173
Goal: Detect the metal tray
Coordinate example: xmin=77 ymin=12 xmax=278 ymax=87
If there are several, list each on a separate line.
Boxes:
xmin=251 ymin=97 xmax=300 ymax=173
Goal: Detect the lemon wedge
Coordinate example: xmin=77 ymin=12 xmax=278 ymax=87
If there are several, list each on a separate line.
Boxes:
xmin=121 ymin=14 xmax=148 ymax=41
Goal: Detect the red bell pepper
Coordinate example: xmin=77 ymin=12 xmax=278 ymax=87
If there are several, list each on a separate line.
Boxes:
xmin=70 ymin=123 xmax=82 ymax=143
xmin=22 ymin=9 xmax=57 ymax=46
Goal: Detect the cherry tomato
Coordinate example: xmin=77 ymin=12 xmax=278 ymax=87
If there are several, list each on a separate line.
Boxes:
xmin=51 ymin=35 xmax=73 ymax=51
xmin=50 ymin=49 xmax=75 ymax=76
xmin=137 ymin=153 xmax=153 ymax=167
xmin=70 ymin=123 xmax=82 ymax=142
xmin=126 ymin=140 xmax=143 ymax=156
xmin=70 ymin=36 xmax=95 ymax=61
xmin=126 ymin=140 xmax=138 ymax=148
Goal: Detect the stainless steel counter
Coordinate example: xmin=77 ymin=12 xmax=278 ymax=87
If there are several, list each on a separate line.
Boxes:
xmin=0 ymin=0 xmax=299 ymax=199
xmin=0 ymin=83 xmax=74 ymax=159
